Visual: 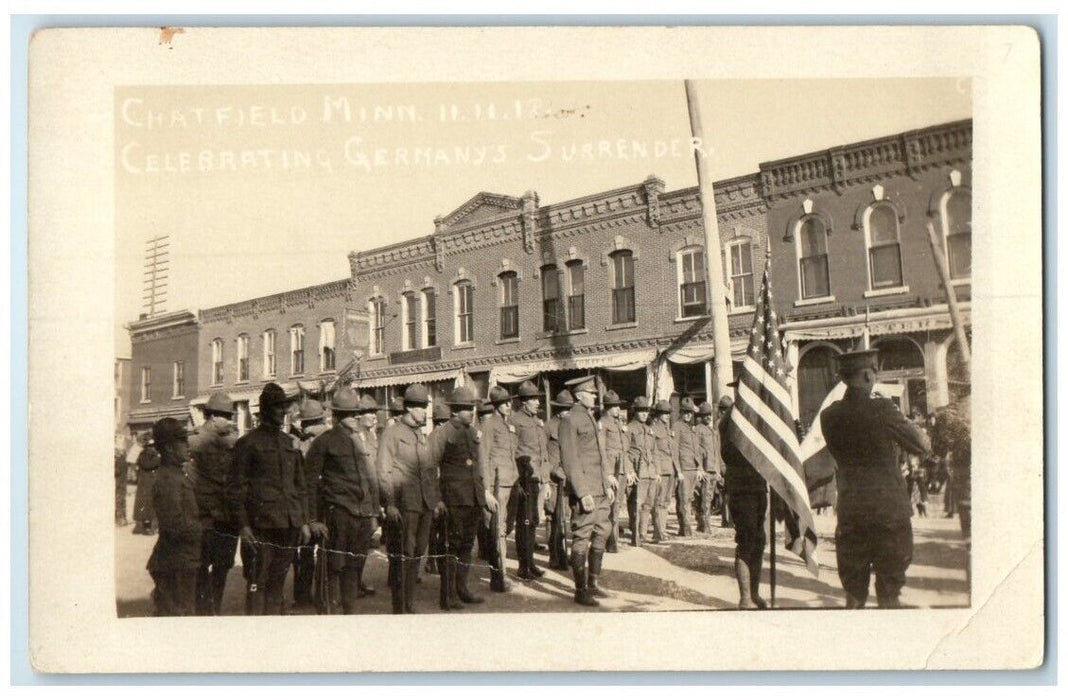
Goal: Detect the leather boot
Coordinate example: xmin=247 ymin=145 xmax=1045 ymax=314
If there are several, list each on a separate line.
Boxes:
xmin=734 ymin=557 xmax=756 ymax=609
xmin=327 ymin=573 xmax=343 ymax=614
xmin=877 ymin=595 xmax=902 ymax=609
xmin=570 ymin=559 xmax=598 ymax=607
xmin=340 ymin=569 xmax=361 ymax=614
xmin=515 ymin=522 xmax=533 ymax=580
xmin=523 ymin=521 xmax=544 ymax=578
xmin=403 ymin=560 xmax=419 ymax=613
xmin=211 ymin=566 xmax=230 ymax=615
xmin=356 ymin=558 xmax=375 ymax=596
xmin=456 ymin=555 xmax=484 ymax=604
xmin=748 ymin=553 xmax=768 ymax=609
xmin=587 ymin=549 xmax=609 ymax=598
xmin=846 ymin=592 xmax=867 ymax=609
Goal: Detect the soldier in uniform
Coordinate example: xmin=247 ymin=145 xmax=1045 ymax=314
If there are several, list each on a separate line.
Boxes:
xmin=820 ymin=349 xmax=931 ymax=609
xmin=475 ymin=399 xmax=496 ymax=563
xmin=292 ymin=398 xmax=328 ymax=609
xmin=189 ymin=392 xmax=239 ymax=615
xmin=674 ymin=397 xmax=702 ymax=538
xmin=226 ymin=382 xmax=311 ymax=615
xmin=558 ymin=376 xmax=618 ymax=606
xmin=509 ymin=380 xmax=549 ymax=579
xmin=427 ymin=386 xmax=487 ymax=608
xmin=376 ymin=383 xmax=445 ymax=614
xmin=424 ymin=402 xmax=453 ymax=576
xmin=353 ymin=394 xmax=381 ymax=595
xmin=146 ymin=417 xmax=201 ymax=616
xmin=545 ymin=390 xmax=574 ymax=570
xmin=626 ymin=396 xmax=652 ymax=545
xmin=479 ymin=385 xmax=518 ymax=592
xmin=648 ymin=400 xmax=680 ymax=543
xmin=304 ymin=388 xmax=377 ymax=614
xmin=600 ymin=390 xmax=632 ymax=553
xmin=694 ymin=402 xmax=723 ymax=533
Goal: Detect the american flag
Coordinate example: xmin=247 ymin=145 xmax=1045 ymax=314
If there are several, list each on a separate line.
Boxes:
xmin=727 ymin=256 xmax=820 ymax=577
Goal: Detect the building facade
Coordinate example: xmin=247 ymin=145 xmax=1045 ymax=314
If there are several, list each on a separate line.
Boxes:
xmin=115 ymin=357 xmax=131 ymax=450
xmin=194 ymin=279 xmax=366 ymax=433
xmin=126 ymin=310 xmax=200 ymax=437
xmin=764 ymin=119 xmax=972 ymax=427
xmin=346 ymin=174 xmax=768 ymax=416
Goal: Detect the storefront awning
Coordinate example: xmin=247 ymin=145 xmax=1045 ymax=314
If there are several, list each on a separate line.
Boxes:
xmin=352 ymin=368 xmax=460 ymax=389
xmin=664 ymin=338 xmax=749 ymax=365
xmin=488 ymin=349 xmax=657 ymax=384
xmin=781 ymin=305 xmax=969 ymax=342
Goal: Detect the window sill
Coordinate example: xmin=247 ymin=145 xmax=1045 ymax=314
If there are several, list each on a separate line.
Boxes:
xmin=863 ymin=285 xmax=910 ymax=299
xmin=495 ymin=337 xmax=522 ymax=345
xmin=262 ymin=376 xmax=277 ymax=382
xmin=453 ymin=342 xmax=477 ymax=350
xmin=289 ymin=374 xmax=305 ymax=379
xmin=234 ymin=380 xmax=250 ymax=385
xmin=729 ymin=306 xmax=755 ymax=316
xmin=794 ymin=295 xmax=836 ymax=308
xmin=210 ymin=383 xmax=223 ymax=389
xmin=538 ymin=328 xmax=588 ymax=339
xmin=139 ymin=399 xmax=152 ymax=405
xmin=171 ymin=395 xmax=185 ymax=400
xmin=674 ymin=314 xmax=710 ymax=324
xmin=606 ymin=321 xmax=638 ymax=331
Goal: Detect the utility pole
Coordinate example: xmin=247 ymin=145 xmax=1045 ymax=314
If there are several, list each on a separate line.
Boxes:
xmin=142 ymin=235 xmax=169 ymax=318
xmin=685 ymin=80 xmax=734 ymax=401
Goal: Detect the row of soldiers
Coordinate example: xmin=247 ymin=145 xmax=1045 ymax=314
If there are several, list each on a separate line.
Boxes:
xmin=143 ymin=374 xmax=749 ymax=615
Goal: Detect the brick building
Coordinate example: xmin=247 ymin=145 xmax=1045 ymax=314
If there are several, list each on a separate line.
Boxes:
xmin=115 ymin=356 xmax=131 ymax=450
xmin=193 ymin=279 xmax=368 ymax=433
xmin=346 ymin=173 xmax=768 ymax=415
xmin=765 ymin=119 xmax=972 ymax=427
xmin=125 ymin=310 xmax=200 ymax=437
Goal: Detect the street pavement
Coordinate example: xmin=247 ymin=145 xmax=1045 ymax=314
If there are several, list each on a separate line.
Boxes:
xmin=116 ymin=486 xmax=969 ymax=616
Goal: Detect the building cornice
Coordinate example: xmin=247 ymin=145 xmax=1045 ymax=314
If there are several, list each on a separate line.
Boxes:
xmin=126 ymin=310 xmax=197 ymax=335
xmin=199 ymin=278 xmax=352 ymax=326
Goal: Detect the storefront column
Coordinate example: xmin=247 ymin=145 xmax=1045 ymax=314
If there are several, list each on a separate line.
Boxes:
xmin=925 ymin=336 xmax=950 ymax=410
xmin=703 ymin=361 xmax=713 ymax=407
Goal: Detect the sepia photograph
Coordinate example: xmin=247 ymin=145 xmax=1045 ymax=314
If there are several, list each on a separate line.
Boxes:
xmin=27 ymin=25 xmax=1043 ymax=673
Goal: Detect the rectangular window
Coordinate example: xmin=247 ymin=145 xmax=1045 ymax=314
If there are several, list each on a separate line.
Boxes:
xmin=211 ymin=340 xmax=223 ymax=385
xmin=371 ymin=299 xmax=386 ymax=355
xmin=237 ymin=336 xmax=249 ymax=381
xmin=319 ymin=320 xmax=336 ymax=371
xmin=403 ymin=295 xmax=417 ymax=350
xmin=542 ymin=267 xmax=564 ymax=332
xmin=611 ymin=253 xmax=636 ymax=324
xmin=172 ymin=361 xmax=184 ymax=398
xmin=729 ymin=242 xmax=755 ymax=308
xmin=870 ymin=245 xmax=903 ymax=288
xmin=140 ymin=366 xmax=151 ymax=403
xmin=947 ymin=233 xmax=971 ymax=280
xmin=263 ymin=330 xmax=276 ymax=378
xmin=567 ymin=263 xmax=585 ymax=329
xmin=800 ymin=255 xmax=830 ymax=298
xmin=456 ymin=284 xmax=474 ymax=344
xmin=423 ymin=290 xmax=437 ymax=348
xmin=290 ymin=326 xmax=305 ymax=375
xmin=679 ymin=249 xmax=707 ymax=317
xmin=499 ymin=274 xmax=519 ymax=339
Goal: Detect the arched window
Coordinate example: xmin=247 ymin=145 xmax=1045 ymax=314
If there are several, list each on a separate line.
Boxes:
xmin=368 ymin=297 xmax=386 ymax=355
xmin=236 ymin=334 xmax=250 ymax=381
xmin=421 ymin=289 xmax=437 ymax=348
xmin=728 ymin=238 xmax=755 ymax=309
xmin=541 ymin=264 xmax=563 ymax=332
xmin=401 ymin=293 xmax=417 ymax=351
xmin=319 ymin=319 xmax=336 ymax=371
xmin=566 ymin=261 xmax=585 ymax=330
xmin=211 ymin=338 xmax=224 ymax=385
xmin=262 ymin=329 xmax=276 ymax=379
xmin=943 ymin=190 xmax=972 ymax=280
xmin=499 ymin=271 xmax=519 ymax=339
xmin=866 ymin=203 xmax=903 ymax=289
xmin=797 ymin=217 xmax=830 ymax=299
xmin=289 ymin=324 xmax=305 ymax=375
xmin=609 ymin=250 xmax=636 ymax=324
xmin=454 ymin=280 xmax=474 ymax=344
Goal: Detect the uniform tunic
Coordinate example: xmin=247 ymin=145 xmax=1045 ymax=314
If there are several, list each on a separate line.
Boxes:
xmin=558 ymin=403 xmax=613 ymax=554
xmin=820 ymin=388 xmax=931 ymax=603
xmin=189 ymin=419 xmax=239 ymax=615
xmin=648 ymin=420 xmax=679 ymax=536
xmin=674 ymin=421 xmax=702 ymax=536
xmin=721 ymin=414 xmax=767 ymax=562
xmin=428 ymin=417 xmax=485 ymax=575
xmin=147 ymin=461 xmax=202 ymax=616
xmin=511 ymin=409 xmax=549 ymax=483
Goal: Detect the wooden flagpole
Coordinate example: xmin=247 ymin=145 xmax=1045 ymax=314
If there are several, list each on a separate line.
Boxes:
xmin=925 ymin=220 xmax=972 ymax=376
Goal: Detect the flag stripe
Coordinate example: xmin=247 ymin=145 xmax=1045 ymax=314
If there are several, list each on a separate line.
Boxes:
xmin=736 ymin=380 xmax=801 ymax=458
xmin=741 ymin=355 xmax=794 ymax=418
xmin=730 ymin=409 xmax=813 ymax=533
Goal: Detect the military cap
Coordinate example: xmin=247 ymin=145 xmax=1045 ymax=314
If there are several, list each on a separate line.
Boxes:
xmin=389 ymin=396 xmax=407 ymax=414
xmin=299 ymin=398 xmax=325 ymax=421
xmin=631 ymin=396 xmax=652 ymax=411
xmin=603 ymin=390 xmax=623 ymax=406
xmin=477 ymin=400 xmax=495 ymax=416
xmin=652 ymin=399 xmax=672 ymax=414
xmin=403 ymin=383 xmax=430 ymax=406
xmin=447 ymin=385 xmax=478 ymax=408
xmin=717 ymin=394 xmax=735 ymax=410
xmin=679 ymin=397 xmax=697 ymax=413
xmin=835 ymin=349 xmax=880 ymax=376
xmin=516 ymin=380 xmax=541 ymax=399
xmin=550 ymin=390 xmax=575 ymax=408
xmin=152 ymin=417 xmax=188 ymax=448
xmin=205 ymin=391 xmax=235 ymax=416
xmin=698 ymin=401 xmax=714 ymax=416
xmin=433 ymin=403 xmax=452 ymax=422
xmin=486 ymin=385 xmax=512 ymax=405
xmin=330 ymin=387 xmax=361 ymax=413
xmin=357 ymin=394 xmax=381 ymax=414
xmin=565 ymin=375 xmax=598 ymax=395
xmin=260 ymin=382 xmax=296 ymax=409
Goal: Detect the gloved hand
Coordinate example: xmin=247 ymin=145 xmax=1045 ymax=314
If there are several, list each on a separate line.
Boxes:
xmin=580 ymin=495 xmax=595 ymax=513
xmin=386 ymin=505 xmax=402 ymax=523
xmin=300 ymin=523 xmax=312 ymax=545
xmin=309 ymin=521 xmax=329 ymax=539
xmin=484 ymin=491 xmax=499 ymax=513
xmin=433 ymin=500 xmax=448 ymax=518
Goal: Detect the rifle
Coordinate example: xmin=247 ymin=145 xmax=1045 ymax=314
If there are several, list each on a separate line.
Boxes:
xmin=312 ymin=543 xmax=332 ymax=615
xmin=385 ymin=515 xmax=406 ymax=614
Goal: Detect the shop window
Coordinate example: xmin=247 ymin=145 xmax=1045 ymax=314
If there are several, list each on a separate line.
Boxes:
xmin=797 ymin=345 xmax=838 ymax=429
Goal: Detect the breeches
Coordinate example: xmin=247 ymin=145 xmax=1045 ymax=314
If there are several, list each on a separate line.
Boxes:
xmin=728 ymin=491 xmax=767 ymax=563
xmin=569 ymin=494 xmax=612 ymax=557
xmin=836 ymin=518 xmax=913 ymax=603
xmin=325 ymin=507 xmax=375 ymax=573
xmin=151 ymin=568 xmax=197 ymax=616
xmin=245 ymin=527 xmax=300 ymax=615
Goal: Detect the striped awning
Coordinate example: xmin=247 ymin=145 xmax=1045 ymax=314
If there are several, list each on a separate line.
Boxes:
xmin=351 ymin=368 xmax=460 ymax=389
